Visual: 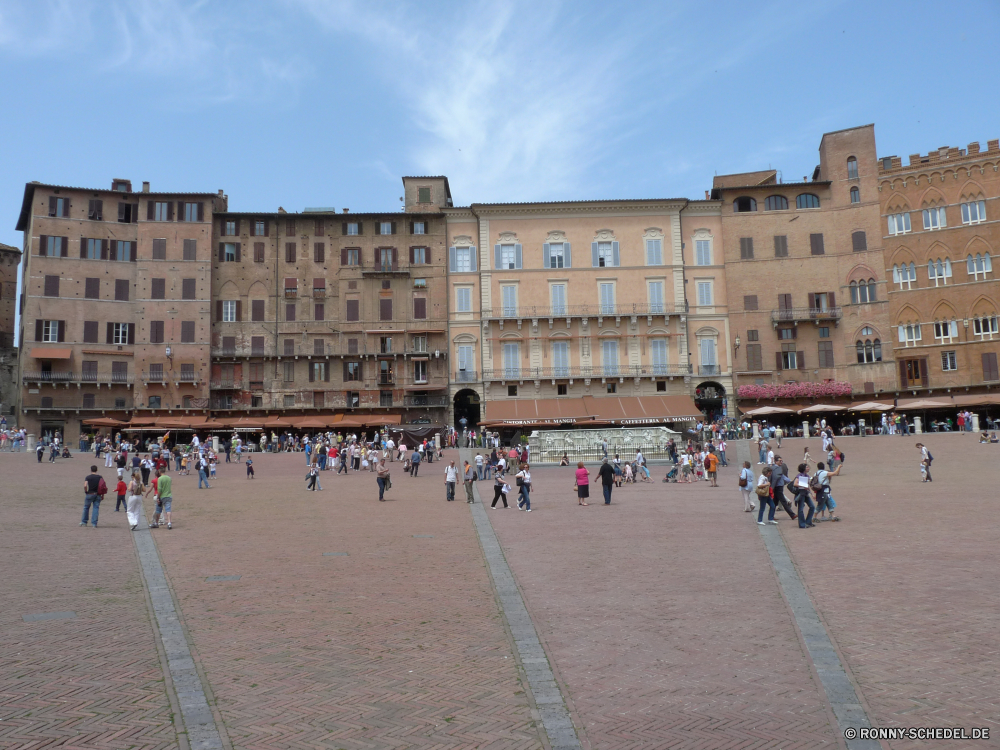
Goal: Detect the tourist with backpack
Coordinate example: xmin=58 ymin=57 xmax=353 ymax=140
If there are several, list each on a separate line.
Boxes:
xmin=791 ymin=463 xmax=816 ymax=528
xmin=812 ymin=461 xmax=841 ymax=522
xmin=81 ymin=466 xmax=108 ymax=527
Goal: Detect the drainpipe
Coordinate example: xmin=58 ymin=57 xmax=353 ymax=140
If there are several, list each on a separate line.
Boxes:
xmin=678 ymin=201 xmax=692 ymax=378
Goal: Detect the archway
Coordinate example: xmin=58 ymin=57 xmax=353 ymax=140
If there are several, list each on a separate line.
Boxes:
xmin=453 ymin=388 xmax=481 ymax=429
xmin=694 ymin=381 xmax=726 ymax=421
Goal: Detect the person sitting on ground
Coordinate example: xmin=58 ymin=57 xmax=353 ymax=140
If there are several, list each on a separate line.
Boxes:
xmin=991 ymin=432 xmax=999 ymax=443
xmin=559 ymin=452 xmax=569 ymax=466
xmin=980 ymin=432 xmax=989 ymax=444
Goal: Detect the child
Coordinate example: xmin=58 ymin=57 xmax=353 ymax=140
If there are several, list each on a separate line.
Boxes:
xmin=623 ymin=463 xmax=634 ymax=484
xmin=180 ymin=453 xmax=188 ymax=476
xmin=115 ymin=477 xmax=128 ymax=512
xmin=246 ymin=456 xmax=254 ymax=479
xmin=209 ymin=454 xmax=217 ymax=478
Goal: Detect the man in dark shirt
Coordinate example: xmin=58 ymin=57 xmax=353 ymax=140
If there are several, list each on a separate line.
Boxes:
xmin=116 ymin=450 xmax=128 ymax=480
xmin=769 ymin=457 xmax=797 ymax=519
xmin=598 ymin=458 xmax=616 ymax=505
xmin=82 ymin=465 xmax=105 ymax=527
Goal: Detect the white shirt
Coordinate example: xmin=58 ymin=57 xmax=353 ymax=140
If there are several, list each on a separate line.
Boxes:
xmin=475 ymin=455 xmax=484 ymax=466
xmin=767 ymin=450 xmax=775 ymax=465
xmin=635 ymin=451 xmax=644 ymax=465
xmin=445 ymin=466 xmax=457 ymax=482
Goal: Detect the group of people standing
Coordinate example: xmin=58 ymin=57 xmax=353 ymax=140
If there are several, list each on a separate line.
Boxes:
xmin=741 ymin=447 xmax=842 ymax=529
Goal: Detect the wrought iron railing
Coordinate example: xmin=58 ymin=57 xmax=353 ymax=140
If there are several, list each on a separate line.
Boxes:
xmin=23 ymin=371 xmax=133 ymax=385
xmin=770 ymin=307 xmax=843 ymax=323
xmin=483 ymin=303 xmax=683 ymax=318
xmin=483 ymin=364 xmax=692 ymax=380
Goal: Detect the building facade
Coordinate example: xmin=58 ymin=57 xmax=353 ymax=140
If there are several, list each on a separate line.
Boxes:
xmin=0 ymin=242 xmax=20 ymax=418
xmin=15 ymin=180 xmax=223 ymax=441
xmin=716 ymin=125 xmax=898 ymax=404
xmin=879 ymin=137 xmax=1000 ymax=394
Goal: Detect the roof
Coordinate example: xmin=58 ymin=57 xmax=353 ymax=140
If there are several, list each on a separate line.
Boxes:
xmin=0 ymin=242 xmax=21 ymax=255
xmin=471 ymin=197 xmax=689 ymax=209
xmin=401 ymin=175 xmax=452 ymax=202
xmin=16 ymin=182 xmax=221 ymax=231
xmin=712 ymin=170 xmax=777 ymax=189
xmin=715 ymin=180 xmax=830 ymax=192
xmin=819 ymin=123 xmax=875 ymax=144
xmin=214 ymin=211 xmax=437 ymax=219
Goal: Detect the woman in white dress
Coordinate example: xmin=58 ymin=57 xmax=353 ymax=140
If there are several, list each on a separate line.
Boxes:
xmin=126 ymin=471 xmax=146 ymax=530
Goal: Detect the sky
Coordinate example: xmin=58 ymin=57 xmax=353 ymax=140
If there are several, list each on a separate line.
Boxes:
xmin=1 ymin=0 xmax=999 ymax=252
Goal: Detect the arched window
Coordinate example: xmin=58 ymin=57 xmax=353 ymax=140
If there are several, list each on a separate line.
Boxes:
xmin=763 ymin=195 xmax=788 ymax=211
xmin=850 ymin=186 xmax=860 ymax=204
xmin=893 ymin=263 xmax=916 ymax=290
xmin=796 ymin=193 xmax=821 ymax=209
xmin=851 ymin=279 xmax=877 ymax=304
xmin=856 ymin=330 xmax=882 ymax=363
xmin=967 ymin=252 xmax=993 ymax=280
xmin=847 ymin=157 xmax=859 ymax=180
xmin=867 ymin=279 xmax=877 ymax=302
xmin=733 ymin=197 xmax=757 ymax=213
xmin=850 ymin=281 xmax=859 ymax=304
xmin=873 ymin=339 xmax=882 ymax=360
xmin=928 ymin=258 xmax=952 ymax=287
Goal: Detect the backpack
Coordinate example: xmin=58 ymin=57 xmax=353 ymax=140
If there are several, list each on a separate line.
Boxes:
xmin=704 ymin=456 xmax=711 ymax=470
xmin=97 ymin=476 xmax=108 ymax=496
xmin=925 ymin=450 xmax=933 ymax=465
xmin=808 ymin=473 xmax=821 ymax=491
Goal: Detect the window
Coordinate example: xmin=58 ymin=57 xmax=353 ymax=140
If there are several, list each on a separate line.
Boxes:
xmin=983 ymin=352 xmax=999 ymax=381
xmin=966 ymin=253 xmax=992 ymax=279
xmin=42 ymin=236 xmax=65 ymax=256
xmin=286 ymin=303 xmax=296 ymax=322
xmin=851 ymin=231 xmax=867 ymax=252
xmin=184 ymin=203 xmax=201 ymax=222
xmin=455 ymin=287 xmax=472 ymax=313
xmin=847 ymin=157 xmax=859 ymax=180
xmin=764 ymin=195 xmax=788 ymax=211
xmin=183 ymin=239 xmax=197 ymax=260
xmin=746 ymin=343 xmax=763 ymax=371
xmin=346 ymin=299 xmax=359 ymax=321
xmin=797 ymin=194 xmax=820 ymax=209
xmin=87 ymin=199 xmax=102 ymax=220
xmin=117 ymin=202 xmax=136 ymax=223
xmin=379 ymin=298 xmax=392 ymax=321
xmin=695 ymin=239 xmax=711 ymax=265
xmin=413 ymin=360 xmax=428 ymax=384
xmin=283 ymin=339 xmax=295 ymax=357
xmin=646 ymin=239 xmax=663 ymax=265
xmin=893 ymin=262 xmax=917 ymax=290
xmin=733 ymin=197 xmax=756 ymax=212
xmin=82 ymin=361 xmax=97 ymax=381
xmin=150 ymin=321 xmax=164 ymax=344
xmin=181 ymin=321 xmax=195 ymax=343
xmin=941 ymin=351 xmax=958 ymax=371
xmin=777 ymin=327 xmax=796 ymax=340
xmin=451 ymin=246 xmax=474 ymax=272
xmin=961 ymin=199 xmax=987 ymax=224
xmin=923 ymin=206 xmax=947 ymax=230
xmin=552 ymin=340 xmax=570 ymax=376
xmin=740 ymin=237 xmax=754 ymax=259
xmin=499 ymin=243 xmax=521 ymax=270
xmin=346 ymin=222 xmax=359 ymax=236
xmin=152 ymin=238 xmax=167 ymax=259
xmin=378 ymin=248 xmax=394 ymax=272
xmin=883 ymin=157 xmax=894 ymax=170
xmin=700 ymin=338 xmax=717 ymax=372
xmin=153 ymin=202 xmax=171 ymax=221
xmin=744 ymin=295 xmax=758 ymax=311
xmin=606 ymin=382 xmax=617 ymax=394
xmin=44 ymin=274 xmax=60 ymax=298
xmin=48 ymin=196 xmax=70 ymax=217
xmin=285 ymin=242 xmax=296 ymax=263
xmin=648 ymin=281 xmax=664 ymax=314
xmin=412 ymin=221 xmax=426 ymax=234
xmin=746 ymin=329 xmax=759 ymax=341
xmin=147 ymin=395 xmax=162 ymax=409
xmin=508 ymin=385 xmax=518 ymax=397
xmin=224 ymin=220 xmax=236 ymax=236
xmin=696 ymin=281 xmax=713 ymax=306
xmin=250 ymin=299 xmax=265 ymax=322
xmin=856 ymin=331 xmax=882 ymax=364
xmin=650 ymin=339 xmax=668 ymax=375
xmin=40 ymin=320 xmax=62 ymax=342
xmin=411 ymin=246 xmax=427 ymax=264
xmin=223 ymin=243 xmax=238 ymax=262
xmin=413 ymin=297 xmax=427 ymax=319
xmin=309 ymin=362 xmax=329 ymax=382
xmin=412 ymin=335 xmax=427 ymax=353
xmin=114 ymin=279 xmax=129 ymax=301
xmin=149 ymin=363 xmax=163 ymax=381
xmin=933 ymin=320 xmax=958 ymax=343
xmin=888 ymin=212 xmax=912 ymax=235
xmin=599 ymin=283 xmax=615 ymax=315
xmin=151 ymin=278 xmax=165 ymax=299
xmin=111 ymin=323 xmax=130 ymax=345
xmin=457 ymin=345 xmax=474 ymax=377
xmin=418 ymin=187 xmax=432 ymax=203
xmin=547 ymin=242 xmax=567 ymax=268
xmin=502 ymin=342 xmax=520 ymax=378
xmin=83 ymin=321 xmax=98 ymax=343
xmin=222 ymin=300 xmax=238 ymax=322
xmin=898 ymin=323 xmax=922 ymax=346
xmin=550 ymin=284 xmax=567 ymax=315
xmin=314 ymin=242 xmax=325 ymax=263
xmin=314 ymin=219 xmax=325 ymax=236
xmin=595 ymin=241 xmax=618 ymax=268
xmin=315 ymin=303 xmax=324 ymax=321
xmin=928 ymin=258 xmax=952 ymax=286
xmin=810 ymin=233 xmax=825 ymax=255
xmin=380 ymin=221 xmax=393 ymax=235
xmin=850 ymin=187 xmax=860 ymax=204
xmin=849 ymin=279 xmax=877 ymax=304
xmin=85 ymin=238 xmax=102 ymax=259
xmin=780 ymin=344 xmax=798 ymax=370
xmin=182 ymin=279 xmax=195 ymax=300
xmin=112 ymin=240 xmax=134 ymax=261
xmin=502 ymin=285 xmax=517 ymax=317
xmin=85 ymin=277 xmax=100 ymax=299
xmin=972 ymin=315 xmax=998 ymax=339
xmin=602 ymin=339 xmax=619 ymax=376
xmin=558 ymin=384 xmax=568 ymax=395
xmin=818 ymin=340 xmax=834 ymax=368
xmin=249 ymin=242 xmax=263 ymax=263
xmin=343 ymin=248 xmax=359 ymax=266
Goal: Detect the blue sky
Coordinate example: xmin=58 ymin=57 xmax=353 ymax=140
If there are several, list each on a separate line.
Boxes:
xmin=1 ymin=0 xmax=999 ymax=252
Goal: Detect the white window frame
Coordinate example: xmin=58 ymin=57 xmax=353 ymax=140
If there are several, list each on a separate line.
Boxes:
xmin=598 ymin=282 xmax=615 ymax=315
xmin=893 ymin=263 xmax=917 ymax=290
xmin=222 ymin=300 xmax=237 ymax=322
xmin=888 ymin=212 xmax=911 ymax=235
xmin=696 ymin=280 xmax=713 ymax=307
xmin=453 ymin=246 xmax=472 ymax=272
xmin=154 ymin=202 xmax=170 ymax=221
xmin=597 ymin=242 xmax=616 ymax=268
xmin=922 ymin=206 xmax=947 ymax=231
xmin=380 ymin=221 xmax=393 ymax=235
xmin=224 ymin=243 xmax=237 ymax=262
xmin=927 ymin=258 xmax=952 ymax=287
xmin=645 ymin=239 xmax=663 ymax=266
xmin=967 ymin=253 xmax=992 ymax=280
xmin=412 ymin=335 xmax=428 ymax=353
xmin=648 ymin=280 xmax=665 ymax=314
xmin=457 ymin=345 xmax=474 ymax=374
xmin=973 ymin=315 xmax=999 ymax=339
xmin=413 ymin=221 xmax=426 ymax=235
xmin=695 ymin=239 xmax=711 ymax=266
xmin=41 ymin=320 xmax=60 ymax=342
xmin=961 ymin=200 xmax=986 ymax=225
xmin=112 ymin=322 xmax=129 ymax=345
xmin=502 ymin=342 xmax=521 ymax=378
xmin=412 ymin=247 xmax=427 ymax=264
xmin=898 ymin=323 xmax=922 ymax=347
xmin=601 ymin=339 xmax=619 ymax=377
xmin=551 ymin=340 xmax=570 ymax=377
xmin=933 ymin=320 xmax=958 ymax=343
xmin=650 ymin=338 xmax=668 ymax=375
xmin=941 ymin=351 xmax=958 ymax=371
xmin=550 ymin=284 xmax=567 ymax=316
xmin=548 ymin=243 xmax=565 ymax=269
xmin=455 ymin=286 xmax=472 ymax=313
xmin=413 ymin=360 xmax=428 ymax=383
xmin=500 ymin=244 xmax=518 ymax=269
xmin=347 ymin=222 xmax=359 ymax=236
xmin=501 ymin=285 xmax=518 ymax=317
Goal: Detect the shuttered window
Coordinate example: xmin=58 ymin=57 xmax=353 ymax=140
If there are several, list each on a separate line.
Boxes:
xmin=346 ymin=300 xmax=359 ymax=321
xmin=251 ymin=300 xmax=265 ymax=321
xmin=746 ymin=343 xmax=763 ymax=371
xmin=314 ymin=303 xmax=324 ymax=321
xmin=181 ymin=321 xmax=195 ymax=343
xmin=44 ymin=275 xmax=59 ymax=297
xmin=84 ymin=278 xmax=100 ymax=299
xmin=285 ymin=242 xmax=296 ymax=263
xmin=744 ymin=295 xmax=758 ymax=311
xmin=413 ymin=297 xmax=427 ymax=319
xmin=83 ymin=321 xmax=98 ymax=343
xmin=182 ymin=278 xmax=196 ymax=300
xmin=852 ymin=231 xmax=867 ymax=252
xmin=285 ymin=303 xmax=296 ymax=322
xmin=253 ymin=242 xmax=265 ymax=263
xmin=114 ymin=279 xmax=129 ymax=301
xmin=314 ymin=242 xmax=325 ymax=263
xmin=983 ymin=352 xmax=999 ymax=382
xmin=284 ymin=339 xmax=295 ymax=356
xmin=810 ymin=233 xmax=825 ymax=255
xmin=773 ymin=235 xmax=788 ymax=257
xmin=152 ymin=239 xmax=167 ymax=259
xmin=183 ymin=239 xmax=197 ymax=260
xmin=151 ymin=278 xmax=165 ymax=299
xmin=314 ymin=338 xmax=325 ymax=355
xmin=740 ymin=237 xmax=754 ymax=260
xmin=150 ymin=321 xmax=164 ymax=344
xmin=818 ymin=340 xmax=834 ymax=368
xmin=379 ymin=298 xmax=393 ymax=321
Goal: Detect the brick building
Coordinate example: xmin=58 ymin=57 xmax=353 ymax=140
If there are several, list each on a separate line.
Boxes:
xmin=443 ymin=198 xmax=721 ymax=432
xmin=208 ymin=176 xmax=452 ymax=427
xmin=878 ymin=137 xmax=1000 ymax=397
xmin=15 ymin=180 xmax=223 ymax=442
xmin=715 ymin=125 xmax=898 ymax=406
xmin=0 ymin=241 xmax=20 ymax=418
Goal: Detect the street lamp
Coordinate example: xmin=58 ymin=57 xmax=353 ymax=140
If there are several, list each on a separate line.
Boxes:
xmin=733 ymin=334 xmax=741 ymax=356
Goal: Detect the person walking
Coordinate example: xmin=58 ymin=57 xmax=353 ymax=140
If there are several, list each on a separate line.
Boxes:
xmin=756 ymin=466 xmax=776 ymax=525
xmin=738 ymin=461 xmax=755 ymax=512
xmin=126 ymin=470 xmax=145 ymax=530
xmin=463 ymin=460 xmax=476 ymax=503
xmin=770 ymin=457 xmax=797 ymax=520
xmin=376 ymin=460 xmax=390 ymax=501
xmin=718 ymin=438 xmax=728 ymax=467
xmin=791 ymin=463 xmax=816 ymax=528
xmin=197 ymin=454 xmax=211 ymax=489
xmin=491 ymin=465 xmax=509 ymax=508
xmin=81 ymin=465 xmax=107 ymax=527
xmin=306 ymin=465 xmax=321 ymax=491
xmin=598 ymin=457 xmax=615 ymax=504
xmin=705 ymin=450 xmax=719 ymax=487
xmin=410 ymin=449 xmax=421 ymax=477
xmin=916 ymin=442 xmax=933 ymax=481
xmin=444 ymin=461 xmax=458 ymax=501
xmin=115 ymin=476 xmax=128 ymax=512
xmin=813 ymin=461 xmax=841 ymax=521
xmin=475 ymin=452 xmax=485 ymax=480
xmin=150 ymin=469 xmax=174 ymax=529
xmin=574 ymin=462 xmax=590 ymax=506
xmin=515 ymin=462 xmax=532 ymax=511
xmin=246 ymin=456 xmax=255 ymax=478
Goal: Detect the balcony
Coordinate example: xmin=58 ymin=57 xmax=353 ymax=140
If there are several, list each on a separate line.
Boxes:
xmin=362 ymin=264 xmax=409 ymax=276
xmin=698 ymin=365 xmax=721 ymax=376
xmin=482 ymin=364 xmax=692 ymax=381
xmin=22 ymin=371 xmax=134 ymax=386
xmin=378 ymin=374 xmax=396 ymax=386
xmin=402 ymin=394 xmax=449 ymax=407
xmin=770 ymin=307 xmax=843 ymax=325
xmin=143 ymin=372 xmax=167 ymax=385
xmin=284 ymin=287 xmax=298 ymax=298
xmin=313 ymin=287 xmax=326 ymax=297
xmin=25 ymin=398 xmax=133 ymax=411
xmin=455 ymin=370 xmax=478 ymax=383
xmin=482 ymin=303 xmax=683 ymax=319
xmin=210 ymin=379 xmax=242 ymax=390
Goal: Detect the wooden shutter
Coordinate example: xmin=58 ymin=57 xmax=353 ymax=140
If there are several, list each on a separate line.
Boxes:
xmin=315 ymin=303 xmax=324 ymax=321
xmin=48 ymin=196 xmax=57 ymax=216
xmin=810 ymin=233 xmax=824 ymax=255
xmin=127 ymin=323 xmax=135 ymax=344
xmin=542 ymin=243 xmax=550 ymax=268
xmin=216 ymin=300 xmax=223 ymax=321
xmin=118 ymin=203 xmax=126 ymax=222
xmin=314 ymin=242 xmax=325 ymax=263
xmin=219 ymin=242 xmax=226 ymax=261
xmin=341 ymin=247 xmax=348 ymax=265
xmin=234 ymin=243 xmax=241 ymax=262
xmin=177 ymin=201 xmax=186 ymax=220
xmin=797 ymin=351 xmax=805 ymax=369
xmin=919 ymin=358 xmax=929 ymax=386
xmin=151 ymin=278 xmax=165 ymax=299
xmin=182 ymin=278 xmax=196 ymax=299
xmin=234 ymin=219 xmax=240 ymax=235
xmin=410 ymin=247 xmax=415 ymax=264
xmin=744 ymin=295 xmax=758 ymax=310
xmin=38 ymin=235 xmax=47 ymax=256
xmin=83 ymin=321 xmax=98 ymax=343
xmin=252 ymin=300 xmax=264 ymax=321
xmin=983 ymin=352 xmax=999 ymax=381
xmin=391 ymin=248 xmax=398 ymax=271
xmin=343 ymin=361 xmax=350 ymax=380
xmin=254 ymin=242 xmax=264 ymax=262
xmin=808 ymin=292 xmax=816 ymax=311
xmin=346 ymin=299 xmax=359 ymax=321
xmin=409 ymin=221 xmax=414 ymax=234
xmin=106 ymin=322 xmax=114 ymax=344
xmin=828 ymin=292 xmax=836 ymax=308
xmin=147 ymin=201 xmax=155 ymax=220
xmin=414 ymin=297 xmax=426 ymax=319
xmin=44 ymin=275 xmax=59 ymax=297
xmin=101 ymin=239 xmax=109 ymax=260
xmin=324 ymin=364 xmax=330 ymax=382
xmin=852 ymin=231 xmax=867 ymax=252
xmin=775 ymin=351 xmax=783 ymax=371
xmin=235 ymin=301 xmax=242 ymax=322
xmin=374 ymin=222 xmax=380 ymax=235
xmin=391 ymin=221 xmax=397 ymax=235
xmin=35 ymin=319 xmax=42 ymax=341
xmin=356 ymin=221 xmax=362 ymax=235
xmin=899 ymin=360 xmax=908 ymax=388
xmin=59 ymin=236 xmax=68 ymax=257
xmin=56 ymin=320 xmax=65 ymax=342
xmin=198 ymin=202 xmax=205 ymax=221
xmin=342 ymin=222 xmax=348 ymax=236
xmin=496 ymin=244 xmax=503 ymax=269
xmin=380 ymin=298 xmax=392 ymax=321
xmin=167 ymin=201 xmax=174 ymax=221
xmin=309 ymin=363 xmax=315 ymax=382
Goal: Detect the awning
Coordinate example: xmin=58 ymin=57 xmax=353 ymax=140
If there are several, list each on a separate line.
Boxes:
xmin=481 ymin=395 xmax=700 ymax=426
xmin=338 ymin=414 xmax=403 ymax=427
xmin=848 ymin=400 xmax=894 ymax=412
xmin=949 ymin=393 xmax=1000 ymax=407
xmin=895 ymin=397 xmax=952 ymax=409
xmin=261 ymin=417 xmax=296 ymax=428
xmin=82 ymin=417 xmax=128 ymax=427
xmin=30 ymin=348 xmax=71 ymax=359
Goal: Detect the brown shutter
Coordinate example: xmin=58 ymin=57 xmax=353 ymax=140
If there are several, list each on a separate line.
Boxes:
xmin=309 ymin=364 xmax=315 ymax=382
xmin=234 ymin=219 xmax=240 ymax=235
xmin=343 ymin=362 xmax=349 ymax=380
xmin=101 ymin=239 xmax=109 ymax=260
xmin=147 ymin=201 xmax=155 ymax=220
xmin=177 ymin=201 xmax=185 ymax=220
xmin=775 ymin=352 xmax=783 ymax=371
xmin=919 ymin=358 xmax=929 ymax=386
xmin=48 ymin=197 xmax=57 ymax=216
xmin=391 ymin=248 xmax=398 ymax=271
xmin=35 ymin=319 xmax=43 ymax=341
xmin=828 ymin=291 xmax=836 ymax=308
xmin=198 ymin=202 xmax=205 ymax=222
xmin=55 ymin=320 xmax=65 ymax=342
xmin=425 ymin=247 xmax=431 ymax=264
xmin=899 ymin=360 xmax=908 ymax=388
xmin=790 ymin=326 xmax=797 ymax=339
xmin=79 ymin=236 xmax=87 ymax=259
xmin=131 ymin=203 xmax=139 ymax=223
xmin=341 ymin=247 xmax=348 ymax=265
xmin=797 ymin=351 xmax=805 ymax=369
xmin=106 ymin=322 xmax=114 ymax=344
xmin=263 ymin=219 xmax=269 ymax=237
xmin=216 ymin=300 xmax=223 ymax=321
xmin=341 ymin=222 xmax=347 ymax=235
xmin=409 ymin=221 xmax=414 ymax=234
xmin=60 ymin=236 xmax=69 ymax=257
xmin=127 ymin=323 xmax=135 ymax=345
xmin=219 ymin=242 xmax=225 ymax=261
xmin=129 ymin=240 xmax=136 ymax=262
xmin=852 ymin=231 xmax=867 ymax=252
xmin=808 ymin=292 xmax=815 ymax=310
xmin=235 ymin=243 xmax=241 ymax=262
xmin=983 ymin=352 xmax=999 ymax=381
xmin=235 ymin=301 xmax=242 ymax=322
xmin=38 ymin=235 xmax=47 ymax=256
xmin=409 ymin=246 xmax=415 ymax=264
xmin=374 ymin=222 xmax=380 ymax=235
xmin=810 ymin=233 xmax=824 ymax=255
xmin=167 ymin=201 xmax=174 ymax=221
xmin=413 ymin=297 xmax=426 ymax=319
xmin=391 ymin=221 xmax=397 ymax=235
xmin=357 ymin=221 xmax=363 ymax=235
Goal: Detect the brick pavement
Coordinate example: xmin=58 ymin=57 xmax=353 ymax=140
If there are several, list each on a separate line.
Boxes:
xmin=0 ymin=453 xmax=176 ymax=749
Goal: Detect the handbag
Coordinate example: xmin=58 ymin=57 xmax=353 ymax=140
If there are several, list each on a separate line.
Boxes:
xmin=738 ymin=472 xmax=748 ymax=488
xmin=754 ymin=483 xmax=771 ymax=497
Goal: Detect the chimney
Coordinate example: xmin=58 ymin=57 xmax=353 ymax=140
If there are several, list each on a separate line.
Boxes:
xmin=704 ymin=190 xmax=710 ymax=199
xmin=142 ymin=181 xmax=150 ymax=193
xmin=342 ymin=208 xmax=350 ymax=213
xmin=277 ymin=207 xmax=287 ymax=214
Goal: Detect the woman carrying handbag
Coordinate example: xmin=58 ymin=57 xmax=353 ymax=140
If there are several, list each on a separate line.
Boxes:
xmin=738 ymin=461 xmax=755 ymax=512
xmin=755 ymin=466 xmax=776 ymax=525
xmin=491 ymin=466 xmax=509 ymax=508
xmin=126 ymin=470 xmax=146 ymax=531
xmin=515 ymin=462 xmax=532 ymax=511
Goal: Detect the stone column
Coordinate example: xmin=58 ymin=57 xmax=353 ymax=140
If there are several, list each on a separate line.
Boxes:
xmin=913 ymin=416 xmax=922 ymax=434
xmin=972 ymin=414 xmax=980 ymax=432
xmin=858 ymin=418 xmax=866 ymax=436
xmin=27 ymin=433 xmax=36 ymax=450
xmin=752 ymin=422 xmax=760 ymax=440
xmin=213 ymin=436 xmax=220 ymax=452
xmin=802 ymin=421 xmax=810 ymax=438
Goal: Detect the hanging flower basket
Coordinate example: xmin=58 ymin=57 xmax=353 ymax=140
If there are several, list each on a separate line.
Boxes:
xmin=736 ymin=381 xmax=852 ymax=400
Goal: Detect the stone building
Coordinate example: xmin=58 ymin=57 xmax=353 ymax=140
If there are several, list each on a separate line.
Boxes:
xmin=15 ymin=179 xmax=224 ymax=442
xmin=879 ymin=137 xmax=1000 ymax=396
xmin=715 ymin=125 xmax=898 ymax=405
xmin=443 ymin=198 xmax=721 ymax=431
xmin=0 ymin=242 xmax=20 ymax=419
xmin=208 ymin=177 xmax=452 ymax=427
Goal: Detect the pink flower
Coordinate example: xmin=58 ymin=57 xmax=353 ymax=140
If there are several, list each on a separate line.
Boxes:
xmin=737 ymin=381 xmax=852 ymax=400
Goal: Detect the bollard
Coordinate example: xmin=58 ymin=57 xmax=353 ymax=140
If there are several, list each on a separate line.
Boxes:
xmin=802 ymin=420 xmax=810 ymax=438
xmin=972 ymin=414 xmax=980 ymax=433
xmin=914 ymin=416 xmax=923 ymax=434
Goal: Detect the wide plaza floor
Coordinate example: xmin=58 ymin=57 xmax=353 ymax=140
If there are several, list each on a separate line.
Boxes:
xmin=0 ymin=433 xmax=996 ymax=749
